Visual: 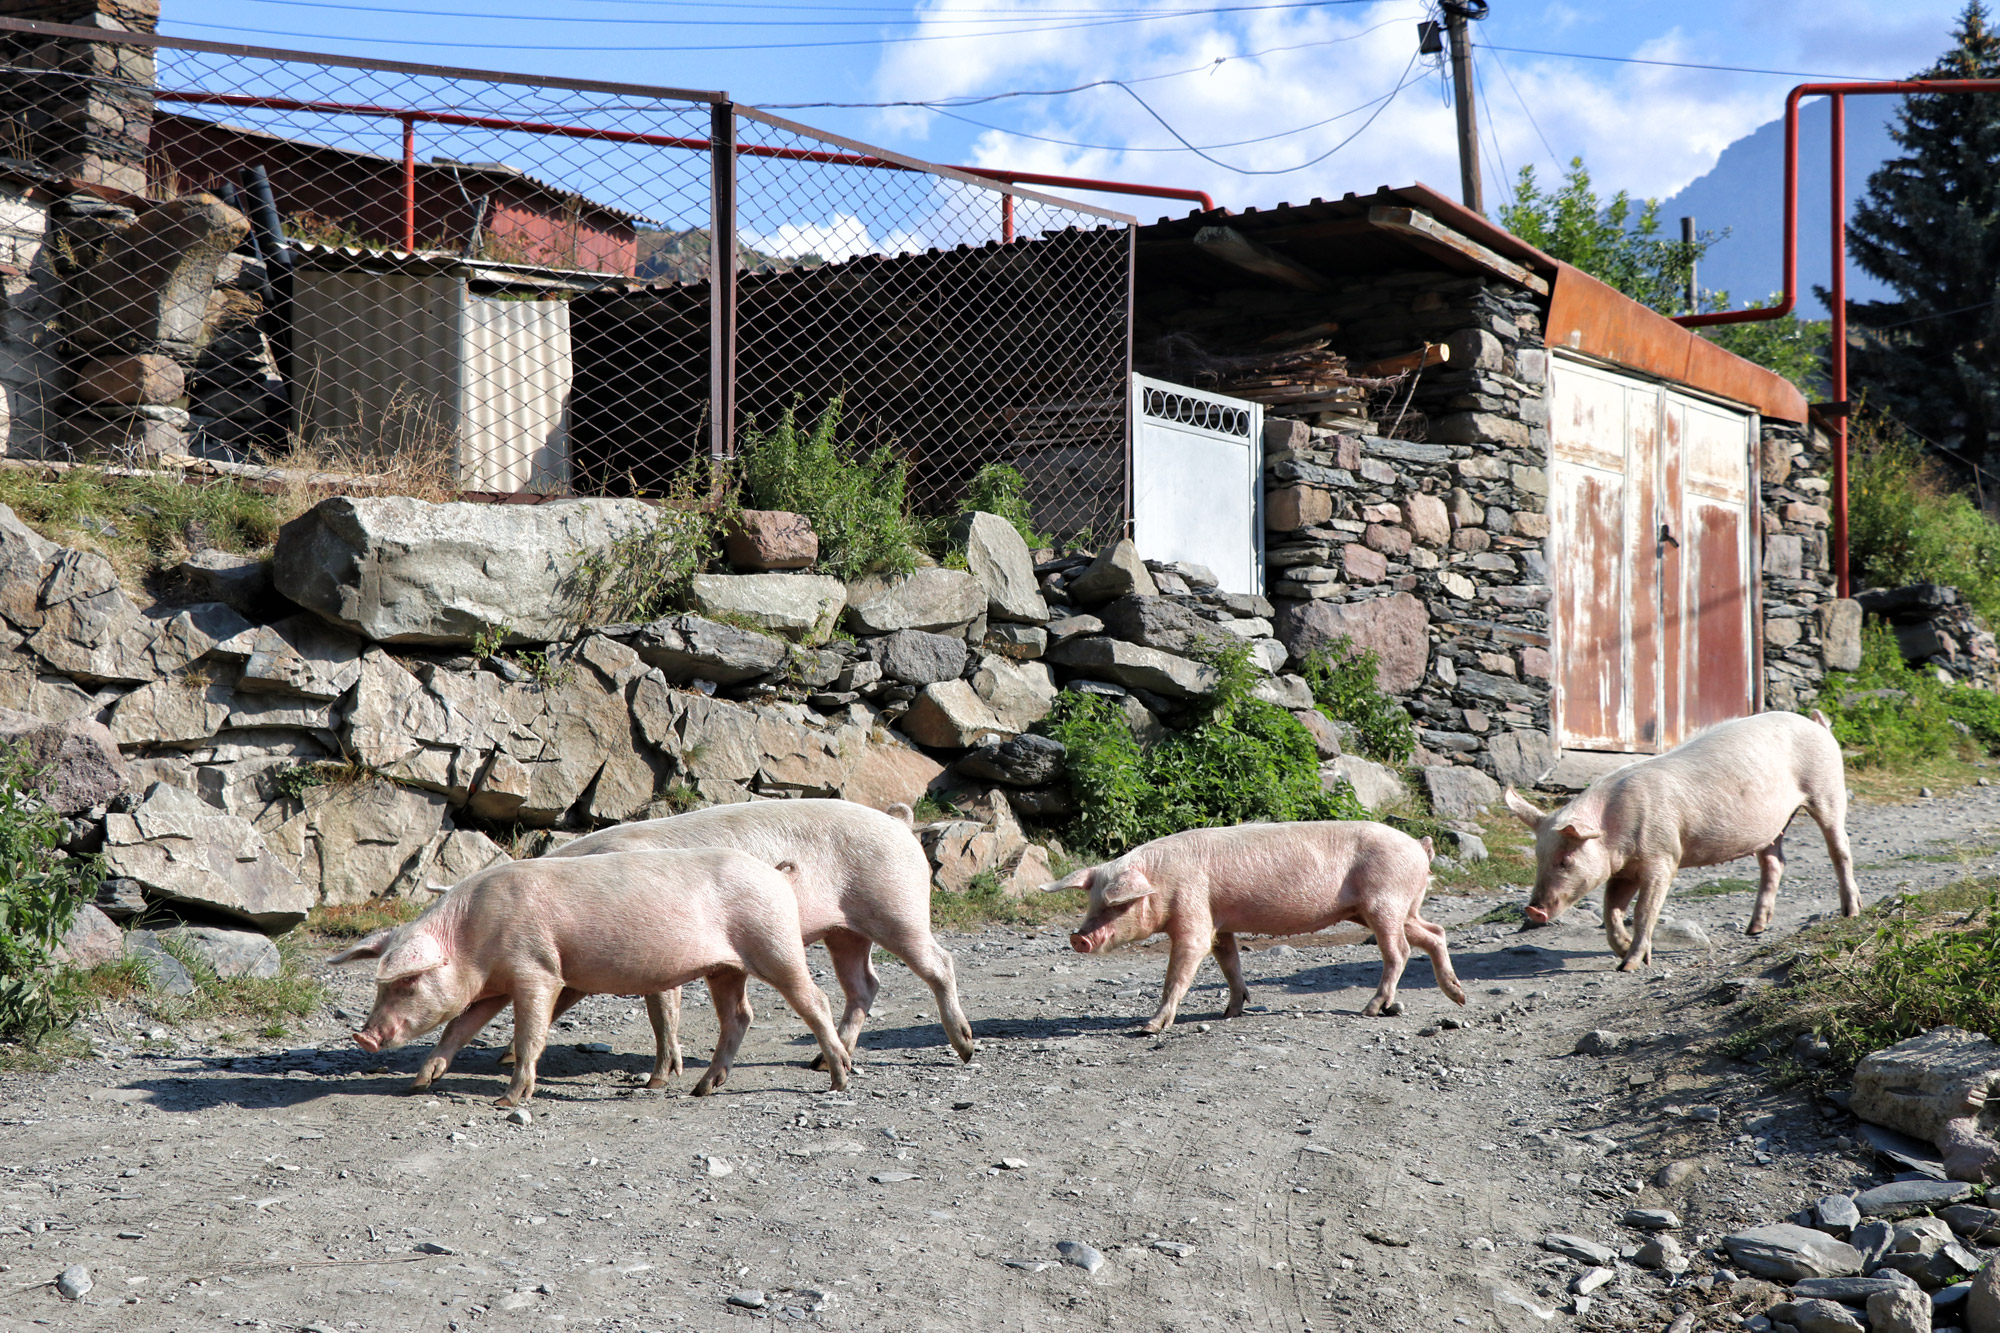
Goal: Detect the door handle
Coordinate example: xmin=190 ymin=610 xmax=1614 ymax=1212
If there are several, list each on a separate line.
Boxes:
xmin=1659 ymin=523 xmax=1679 ymax=549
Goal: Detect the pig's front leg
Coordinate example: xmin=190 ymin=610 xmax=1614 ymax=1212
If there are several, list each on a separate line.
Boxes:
xmin=1617 ymin=864 xmax=1676 ymax=972
xmin=1747 ymin=836 xmax=1785 ymax=935
xmin=1141 ymin=928 xmax=1209 ymax=1034
xmin=645 ymin=989 xmax=683 ymax=1087
xmin=499 ymin=981 xmax=562 ymax=1108
xmin=413 ymin=995 xmax=508 ymax=1092
xmin=1602 ymin=878 xmax=1637 ymax=955
xmin=1212 ymin=933 xmax=1251 ymax=1019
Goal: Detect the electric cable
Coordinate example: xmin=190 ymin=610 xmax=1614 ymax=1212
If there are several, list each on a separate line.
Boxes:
xmin=216 ymin=0 xmax=1381 ymax=26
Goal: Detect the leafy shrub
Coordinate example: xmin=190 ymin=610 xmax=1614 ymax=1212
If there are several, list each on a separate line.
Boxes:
xmin=1818 ymin=625 xmax=1958 ymax=768
xmin=1848 ymin=419 xmax=2000 ymax=628
xmin=961 ymin=463 xmax=1046 ymax=549
xmin=1726 ymin=879 xmax=2000 ymax=1073
xmin=1044 ymin=640 xmax=1365 ymax=856
xmin=0 ymin=744 xmax=101 ymax=1042
xmin=736 ymin=398 xmax=925 ymax=581
xmin=1297 ymin=637 xmax=1417 ymax=763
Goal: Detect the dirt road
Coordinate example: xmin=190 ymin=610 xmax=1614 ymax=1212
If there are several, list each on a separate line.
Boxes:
xmin=5 ymin=784 xmax=1997 ymax=1333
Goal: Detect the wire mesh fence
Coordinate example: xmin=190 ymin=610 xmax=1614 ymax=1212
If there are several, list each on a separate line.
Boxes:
xmin=0 ymin=17 xmax=1133 ymax=541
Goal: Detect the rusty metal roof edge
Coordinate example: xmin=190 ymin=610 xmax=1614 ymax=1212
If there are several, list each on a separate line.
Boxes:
xmin=1545 ymin=261 xmax=1808 ymax=424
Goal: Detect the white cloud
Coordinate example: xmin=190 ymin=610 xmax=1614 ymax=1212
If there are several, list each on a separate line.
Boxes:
xmin=859 ymin=0 xmax=1970 ymax=216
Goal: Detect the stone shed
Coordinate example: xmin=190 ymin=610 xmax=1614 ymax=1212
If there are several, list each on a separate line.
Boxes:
xmin=1134 ymin=185 xmax=1845 ymax=786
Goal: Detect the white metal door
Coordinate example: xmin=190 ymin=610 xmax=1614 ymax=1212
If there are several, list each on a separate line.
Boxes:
xmin=1130 ymin=374 xmax=1264 ymax=595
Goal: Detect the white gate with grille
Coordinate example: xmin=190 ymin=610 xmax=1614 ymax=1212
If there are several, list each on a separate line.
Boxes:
xmin=1129 ymin=375 xmax=1264 ymax=595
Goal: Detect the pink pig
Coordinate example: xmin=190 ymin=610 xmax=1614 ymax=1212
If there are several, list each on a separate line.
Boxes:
xmin=332 ymin=848 xmax=849 ymax=1105
xmin=1503 ymin=709 xmax=1861 ymax=970
xmin=1046 ymin=821 xmax=1466 ymax=1030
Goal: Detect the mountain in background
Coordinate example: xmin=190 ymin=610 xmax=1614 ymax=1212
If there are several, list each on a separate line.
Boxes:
xmin=1660 ymin=97 xmax=1899 ymax=318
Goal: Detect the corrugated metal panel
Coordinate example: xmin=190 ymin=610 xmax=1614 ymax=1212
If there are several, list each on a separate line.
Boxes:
xmin=291 ymin=268 xmax=461 ymax=458
xmin=459 ymin=294 xmax=572 ymax=493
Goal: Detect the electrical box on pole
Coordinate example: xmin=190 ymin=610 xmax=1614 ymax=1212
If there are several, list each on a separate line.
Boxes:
xmin=1441 ymin=1 xmax=1489 ymax=215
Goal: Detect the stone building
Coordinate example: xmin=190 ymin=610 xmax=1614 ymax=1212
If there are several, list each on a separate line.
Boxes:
xmin=1134 ymin=185 xmax=1851 ymax=785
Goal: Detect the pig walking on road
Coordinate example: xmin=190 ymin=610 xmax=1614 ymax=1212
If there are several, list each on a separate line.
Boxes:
xmin=548 ymin=799 xmax=975 ymax=1066
xmin=1046 ymin=821 xmax=1466 ymax=1030
xmin=331 ymin=849 xmax=851 ymax=1105
xmin=1503 ymin=709 xmax=1860 ymax=970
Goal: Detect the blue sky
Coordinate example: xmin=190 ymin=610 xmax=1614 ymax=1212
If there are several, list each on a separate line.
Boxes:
xmin=157 ymin=1 xmax=1971 ymax=228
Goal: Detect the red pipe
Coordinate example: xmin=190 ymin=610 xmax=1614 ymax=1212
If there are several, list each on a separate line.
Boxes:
xmin=1001 ymin=191 xmax=1014 ymax=244
xmin=401 ymin=114 xmax=416 ymax=252
xmin=1672 ymin=78 xmax=2000 ymax=600
xmin=959 ymin=167 xmax=1215 ymax=212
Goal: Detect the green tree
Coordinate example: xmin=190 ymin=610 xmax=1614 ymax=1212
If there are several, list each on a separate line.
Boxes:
xmin=1501 ymin=157 xmax=1830 ymax=391
xmin=1847 ymin=1 xmax=2000 ymax=469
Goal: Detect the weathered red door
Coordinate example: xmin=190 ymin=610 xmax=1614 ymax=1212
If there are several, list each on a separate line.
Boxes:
xmin=1549 ymin=358 xmax=1756 ymax=753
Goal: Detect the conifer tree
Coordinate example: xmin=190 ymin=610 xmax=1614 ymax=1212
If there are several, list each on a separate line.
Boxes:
xmin=1848 ymin=1 xmax=2000 ymax=467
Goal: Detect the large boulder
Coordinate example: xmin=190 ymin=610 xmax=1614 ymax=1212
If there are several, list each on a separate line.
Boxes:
xmin=1323 ymin=755 xmax=1407 ymax=811
xmin=689 ymin=573 xmax=845 ymax=645
xmin=130 ymin=925 xmax=281 ymax=980
xmin=970 ymin=656 xmax=1057 ymax=731
xmin=1968 ymin=1254 xmax=1999 ymax=1333
xmin=0 ymin=504 xmax=56 ymax=630
xmin=343 ymin=650 xmax=509 ymax=803
xmin=844 ymin=568 xmax=985 ymax=635
xmin=0 ymin=707 xmax=127 ymax=813
xmin=271 ymin=776 xmax=451 ymax=905
xmin=1422 ymin=765 xmax=1501 ymax=819
xmin=272 ymin=495 xmax=662 ymax=645
xmin=869 ymin=629 xmax=969 ymax=687
xmin=625 ymin=614 xmax=787 ymax=686
xmin=950 ymin=512 xmax=1050 ymax=624
xmin=1044 ymin=637 xmax=1218 ymax=701
xmin=1066 ymin=538 xmax=1158 ymax=606
xmin=1096 ymin=596 xmax=1228 ymax=658
xmin=755 ymin=713 xmax=846 ymax=796
xmin=102 ymin=783 xmax=312 ymax=930
xmin=53 ymin=903 xmax=124 ymax=968
xmin=1851 ymin=1027 xmax=2000 ymax=1182
xmin=956 ymin=733 xmax=1065 ymax=787
xmin=1274 ymin=593 xmax=1430 ymax=694
xmin=1487 ymin=729 xmax=1559 ymax=788
xmin=837 ymin=734 xmax=946 ymax=811
xmin=505 ymin=664 xmax=660 ymax=825
xmin=724 ymin=510 xmax=818 ymax=571
xmin=900 ymin=680 xmax=1011 ymax=749
xmin=107 ymin=675 xmax=234 ymax=748
xmin=1723 ymin=1224 xmax=1864 ymax=1281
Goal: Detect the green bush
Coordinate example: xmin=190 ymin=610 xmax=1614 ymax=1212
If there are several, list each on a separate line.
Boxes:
xmin=1726 ymin=879 xmax=2000 ymax=1073
xmin=1043 ymin=640 xmax=1364 ymax=856
xmin=1848 ymin=421 xmax=2000 ymax=628
xmin=572 ymin=469 xmax=726 ymax=623
xmin=1297 ymin=637 xmax=1417 ymax=763
xmin=960 ymin=463 xmax=1046 ymax=549
xmin=1818 ymin=625 xmax=1959 ymax=768
xmin=737 ymin=398 xmax=926 ymax=581
xmin=0 ymin=743 xmax=100 ymax=1042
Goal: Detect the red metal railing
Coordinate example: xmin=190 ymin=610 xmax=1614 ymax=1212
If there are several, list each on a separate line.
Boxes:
xmin=1673 ymin=78 xmax=2000 ymax=599
xmin=154 ymin=88 xmax=1214 ymax=253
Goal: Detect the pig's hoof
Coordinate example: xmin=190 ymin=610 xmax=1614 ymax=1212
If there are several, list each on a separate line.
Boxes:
xmin=1363 ymin=999 xmax=1402 ymax=1017
xmin=493 ymin=1096 xmax=516 ymax=1109
xmin=497 ymin=1050 xmax=516 ymax=1067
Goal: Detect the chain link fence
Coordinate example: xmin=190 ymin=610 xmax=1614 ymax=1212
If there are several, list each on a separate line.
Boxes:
xmin=0 ymin=16 xmax=1133 ymax=540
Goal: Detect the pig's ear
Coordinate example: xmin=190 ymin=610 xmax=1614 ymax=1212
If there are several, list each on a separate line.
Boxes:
xmin=1040 ymin=865 xmax=1094 ymax=894
xmin=328 ymin=929 xmax=395 ymax=966
xmin=1557 ymin=821 xmax=1603 ymax=843
xmin=1502 ymin=786 xmax=1547 ymax=831
xmin=377 ymin=931 xmax=449 ymax=983
xmin=1100 ymin=866 xmax=1156 ymax=906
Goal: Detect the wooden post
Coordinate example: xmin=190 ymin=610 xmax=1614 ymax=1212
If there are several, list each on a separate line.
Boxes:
xmin=1443 ymin=0 xmax=1486 ymax=215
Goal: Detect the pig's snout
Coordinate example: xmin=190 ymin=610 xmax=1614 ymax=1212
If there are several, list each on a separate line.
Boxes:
xmin=1069 ymin=932 xmax=1094 ymax=954
xmin=353 ymin=1029 xmax=382 ymax=1053
xmin=1523 ymin=904 xmax=1550 ymax=925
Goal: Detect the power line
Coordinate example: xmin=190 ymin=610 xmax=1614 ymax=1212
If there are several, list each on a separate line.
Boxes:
xmin=1483 ymin=43 xmax=1559 ymax=169
xmin=162 ymin=0 xmax=1381 ymax=51
xmin=1476 ymin=42 xmax=1894 ymax=83
xmin=219 ymin=0 xmax=1376 ymax=28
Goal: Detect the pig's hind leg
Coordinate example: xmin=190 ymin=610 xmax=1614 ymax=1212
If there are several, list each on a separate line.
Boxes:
xmin=413 ymin=995 xmax=507 ymax=1092
xmin=1360 ymin=902 xmax=1411 ymax=1016
xmin=1805 ymin=790 xmax=1861 ymax=918
xmin=871 ymin=924 xmax=976 ymax=1063
xmin=747 ymin=951 xmax=851 ymax=1093
xmin=1213 ymin=933 xmax=1251 ymax=1019
xmin=809 ymin=929 xmax=879 ymax=1070
xmin=691 ymin=970 xmax=755 ymax=1097
xmin=645 ymin=989 xmax=683 ymax=1087
xmin=1747 ymin=836 xmax=1786 ymax=935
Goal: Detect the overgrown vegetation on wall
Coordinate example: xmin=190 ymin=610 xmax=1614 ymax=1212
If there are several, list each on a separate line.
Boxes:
xmin=1819 ymin=625 xmax=2000 ymax=768
xmin=737 ymin=398 xmax=927 ymax=581
xmin=1044 ymin=642 xmax=1364 ymax=856
xmin=0 ymin=745 xmax=99 ymax=1043
xmin=1298 ymin=639 xmax=1418 ymax=764
xmin=1848 ymin=417 xmax=2000 ymax=627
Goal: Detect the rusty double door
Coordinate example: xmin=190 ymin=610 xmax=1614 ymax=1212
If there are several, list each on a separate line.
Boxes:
xmin=1548 ymin=357 xmax=1758 ymax=754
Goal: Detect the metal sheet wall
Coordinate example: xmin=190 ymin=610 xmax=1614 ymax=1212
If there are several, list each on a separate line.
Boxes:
xmin=460 ymin=294 xmax=572 ymax=494
xmin=291 ymin=268 xmax=462 ymax=459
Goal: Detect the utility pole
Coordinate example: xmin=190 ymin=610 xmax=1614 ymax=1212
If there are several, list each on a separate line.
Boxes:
xmin=1681 ymin=215 xmax=1698 ymax=312
xmin=1442 ymin=1 xmax=1489 ymax=214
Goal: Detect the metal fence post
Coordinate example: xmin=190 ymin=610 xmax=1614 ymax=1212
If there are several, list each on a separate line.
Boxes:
xmin=401 ymin=114 xmax=416 ymax=252
xmin=709 ymin=99 xmax=737 ymax=461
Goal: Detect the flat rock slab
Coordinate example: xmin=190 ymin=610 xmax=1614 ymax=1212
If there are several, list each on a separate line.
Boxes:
xmin=1790 ymin=1276 xmax=1912 ymax=1301
xmin=1724 ymin=1223 xmax=1864 ymax=1281
xmin=1853 ymin=1178 xmax=1975 ymax=1219
xmin=103 ymin=783 xmax=311 ymax=930
xmin=1541 ymin=1234 xmax=1617 ymax=1266
xmin=1851 ymin=1025 xmax=2000 ymax=1183
xmin=843 ymin=569 xmax=984 ymax=635
xmin=128 ymin=925 xmax=281 ymax=979
xmin=1043 ymin=636 xmax=1216 ymax=701
xmin=689 ymin=573 xmax=844 ymax=644
xmin=274 ymin=495 xmax=661 ymax=645
xmin=625 ymin=614 xmax=787 ymax=686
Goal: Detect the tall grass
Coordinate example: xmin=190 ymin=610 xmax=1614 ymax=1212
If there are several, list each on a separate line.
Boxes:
xmin=736 ymin=398 xmax=926 ymax=581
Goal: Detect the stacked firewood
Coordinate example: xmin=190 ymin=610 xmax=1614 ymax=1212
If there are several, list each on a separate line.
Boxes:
xmin=1138 ymin=332 xmax=1401 ymax=425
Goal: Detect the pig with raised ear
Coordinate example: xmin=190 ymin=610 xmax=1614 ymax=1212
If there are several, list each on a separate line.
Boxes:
xmin=332 ymin=848 xmax=850 ymax=1105
xmin=1045 ymin=820 xmax=1465 ymax=1030
xmin=1503 ymin=709 xmax=1860 ymax=971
